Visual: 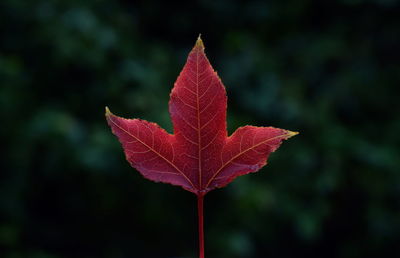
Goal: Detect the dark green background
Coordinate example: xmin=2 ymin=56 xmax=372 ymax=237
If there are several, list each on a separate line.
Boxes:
xmin=1 ymin=0 xmax=399 ymax=257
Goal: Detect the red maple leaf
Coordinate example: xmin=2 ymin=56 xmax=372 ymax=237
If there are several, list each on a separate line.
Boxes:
xmin=106 ymin=36 xmax=297 ymax=257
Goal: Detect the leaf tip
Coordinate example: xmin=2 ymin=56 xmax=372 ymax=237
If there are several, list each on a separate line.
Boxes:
xmin=194 ymin=34 xmax=205 ymax=50
xmin=286 ymin=130 xmax=299 ymax=138
xmin=105 ymin=106 xmax=112 ymax=116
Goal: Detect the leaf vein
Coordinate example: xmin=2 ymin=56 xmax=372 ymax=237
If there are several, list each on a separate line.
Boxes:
xmin=107 ymin=115 xmax=195 ymax=189
xmin=205 ymin=132 xmax=292 ymax=188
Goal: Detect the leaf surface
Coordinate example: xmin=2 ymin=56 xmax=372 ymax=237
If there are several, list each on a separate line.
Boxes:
xmin=106 ymin=37 xmax=297 ymax=195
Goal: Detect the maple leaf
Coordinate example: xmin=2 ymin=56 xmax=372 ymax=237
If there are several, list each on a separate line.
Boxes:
xmin=106 ymin=36 xmax=298 ymax=258
xmin=106 ymin=36 xmax=298 ymax=196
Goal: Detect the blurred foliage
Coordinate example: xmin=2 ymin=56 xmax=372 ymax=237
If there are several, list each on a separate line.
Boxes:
xmin=1 ymin=0 xmax=400 ymax=257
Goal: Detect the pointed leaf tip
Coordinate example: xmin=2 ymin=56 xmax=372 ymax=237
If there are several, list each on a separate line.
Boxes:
xmin=105 ymin=106 xmax=112 ymax=116
xmin=286 ymin=130 xmax=299 ymax=138
xmin=194 ymin=35 xmax=204 ymax=50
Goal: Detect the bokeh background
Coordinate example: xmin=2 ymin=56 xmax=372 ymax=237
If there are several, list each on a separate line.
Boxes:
xmin=1 ymin=0 xmax=399 ymax=257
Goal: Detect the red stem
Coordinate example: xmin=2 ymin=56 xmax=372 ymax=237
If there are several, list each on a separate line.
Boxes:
xmin=197 ymin=194 xmax=205 ymax=258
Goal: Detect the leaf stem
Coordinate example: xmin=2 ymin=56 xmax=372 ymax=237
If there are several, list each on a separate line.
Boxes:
xmin=197 ymin=194 xmax=205 ymax=258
